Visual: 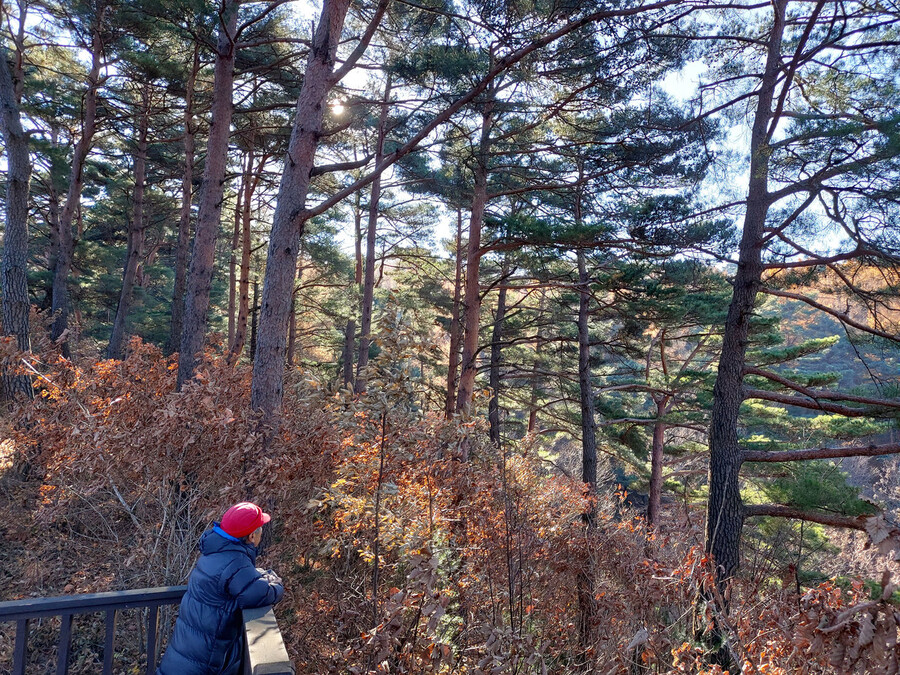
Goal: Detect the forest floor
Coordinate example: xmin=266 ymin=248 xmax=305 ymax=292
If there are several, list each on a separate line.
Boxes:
xmin=1 ymin=343 xmax=899 ymax=673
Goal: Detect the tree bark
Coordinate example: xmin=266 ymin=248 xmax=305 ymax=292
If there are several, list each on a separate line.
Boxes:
xmin=527 ymin=288 xmax=546 ymax=433
xmin=455 ymin=93 xmax=494 ymax=414
xmin=10 ymin=1 xmax=25 ymax=103
xmin=44 ymin=167 xmax=60 ymax=310
xmin=287 ymin=292 xmax=297 ymax=367
xmin=227 ymin=177 xmax=242 ymax=346
xmin=342 ymin=318 xmax=355 ymax=387
xmin=343 ymin=192 xmax=363 ymax=384
xmin=445 ymin=208 xmax=464 ymax=418
xmin=249 ymin=278 xmax=258 ymax=362
xmin=167 ymin=42 xmax=199 ymax=354
xmin=107 ymin=82 xmax=150 ymax=360
xmin=250 ymin=0 xmax=352 ymax=416
xmin=577 ymin=249 xmax=597 ymax=488
xmin=51 ymin=17 xmax=105 ymax=354
xmin=577 ymin=249 xmax=599 ymax=650
xmin=647 ymin=396 xmax=671 ymax=528
xmin=354 ymin=73 xmax=392 ymax=394
xmin=488 ymin=264 xmax=508 ymax=447
xmin=354 ymin=190 xmax=363 ymax=285
xmin=176 ymin=0 xmax=239 ymax=389
xmin=705 ymin=0 xmax=786 ymax=583
xmin=0 ymin=47 xmax=33 ymax=398
xmin=229 ymin=147 xmax=255 ymax=361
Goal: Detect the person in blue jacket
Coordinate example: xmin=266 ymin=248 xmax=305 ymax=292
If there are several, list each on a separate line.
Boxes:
xmin=156 ymin=502 xmax=285 ymax=675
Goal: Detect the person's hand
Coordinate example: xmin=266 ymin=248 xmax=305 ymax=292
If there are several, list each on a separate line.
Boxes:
xmin=262 ymin=569 xmax=282 ymax=586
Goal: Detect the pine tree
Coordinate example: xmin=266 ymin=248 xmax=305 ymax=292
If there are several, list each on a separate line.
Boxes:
xmin=0 ymin=34 xmax=33 ymax=397
xmin=699 ymin=0 xmax=900 ymax=587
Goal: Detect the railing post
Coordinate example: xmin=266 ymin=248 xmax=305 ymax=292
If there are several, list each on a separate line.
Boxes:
xmin=146 ymin=604 xmax=159 ymax=675
xmin=13 ymin=618 xmax=27 ymax=675
xmin=56 ymin=613 xmax=73 ymax=675
xmin=103 ymin=609 xmax=117 ymax=675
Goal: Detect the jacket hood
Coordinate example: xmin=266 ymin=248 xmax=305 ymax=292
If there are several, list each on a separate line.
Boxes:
xmin=198 ymin=525 xmax=257 ymax=562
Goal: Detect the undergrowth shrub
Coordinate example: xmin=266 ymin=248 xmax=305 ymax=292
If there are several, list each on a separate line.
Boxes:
xmin=12 ymin=337 xmax=335 ymax=592
xmin=0 ymin=336 xmax=336 ymax=671
xmin=297 ymin=310 xmax=709 ymax=674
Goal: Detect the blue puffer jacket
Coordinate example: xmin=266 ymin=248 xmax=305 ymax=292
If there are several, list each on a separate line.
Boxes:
xmin=156 ymin=525 xmax=284 ymax=675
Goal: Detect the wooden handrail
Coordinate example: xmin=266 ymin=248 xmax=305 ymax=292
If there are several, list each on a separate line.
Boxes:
xmin=0 ymin=586 xmax=187 ymax=675
xmin=0 ymin=586 xmax=188 ymax=621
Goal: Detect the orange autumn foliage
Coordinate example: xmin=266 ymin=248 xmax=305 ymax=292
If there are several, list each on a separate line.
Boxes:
xmin=1 ymin=325 xmax=899 ymax=674
xmin=8 ymin=337 xmax=336 ymax=593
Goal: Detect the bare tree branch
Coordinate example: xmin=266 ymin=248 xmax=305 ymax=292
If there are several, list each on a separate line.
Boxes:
xmin=310 ymin=154 xmax=373 ymax=177
xmin=760 ymin=286 xmax=900 ymax=343
xmin=744 ymin=366 xmax=900 ymax=410
xmin=744 ymin=387 xmax=896 ymax=417
xmin=744 ymin=442 xmax=900 ymax=463
xmin=330 ymin=0 xmax=390 ymax=85
xmin=744 ymin=504 xmax=868 ymax=531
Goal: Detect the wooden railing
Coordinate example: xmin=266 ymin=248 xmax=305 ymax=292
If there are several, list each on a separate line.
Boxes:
xmin=0 ymin=586 xmax=294 ymax=675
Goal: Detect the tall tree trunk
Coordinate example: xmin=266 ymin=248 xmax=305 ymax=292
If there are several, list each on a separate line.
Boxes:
xmin=287 ymin=292 xmax=297 ymax=366
xmin=342 ymin=192 xmax=363 ymax=384
xmin=45 ymin=191 xmax=60 ymax=308
xmin=51 ymin=17 xmax=105 ymax=354
xmin=11 ymin=0 xmax=26 ymax=103
xmin=647 ymin=396 xmax=671 ymax=528
xmin=527 ymin=397 xmax=538 ymax=433
xmin=176 ymin=0 xmax=239 ymax=389
xmin=43 ymin=126 xmax=61 ymax=311
xmin=445 ymin=207 xmax=464 ymax=418
xmin=137 ymin=241 xmax=158 ymax=287
xmin=229 ymin=146 xmax=255 ymax=361
xmin=576 ymin=247 xmax=600 ymax=651
xmin=342 ymin=319 xmax=355 ymax=387
xmin=168 ymin=43 xmax=200 ymax=354
xmin=706 ymin=0 xmax=786 ymax=583
xmin=108 ymin=82 xmax=150 ymax=359
xmin=251 ymin=0 xmax=352 ymax=416
xmin=488 ymin=265 xmax=508 ymax=446
xmin=354 ymin=190 xmax=363 ymax=285
xmin=355 ymin=73 xmax=392 ymax=394
xmin=249 ymin=278 xmax=258 ymax=362
xmin=455 ymin=94 xmax=494 ymax=414
xmin=577 ymin=249 xmax=597 ymax=487
xmin=227 ymin=178 xmax=242 ymax=346
xmin=290 ymin=265 xmax=304 ymax=367
xmin=0 ymin=46 xmax=33 ymax=398
xmin=527 ymin=287 xmax=546 ymax=433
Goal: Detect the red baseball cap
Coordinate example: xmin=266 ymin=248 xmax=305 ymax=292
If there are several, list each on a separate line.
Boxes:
xmin=220 ymin=502 xmax=271 ymax=538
